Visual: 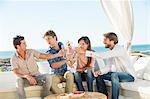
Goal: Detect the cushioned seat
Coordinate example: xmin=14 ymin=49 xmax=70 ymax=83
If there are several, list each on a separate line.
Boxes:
xmin=0 ymin=83 xmax=16 ymax=92
xmin=104 ymin=78 xmax=150 ymax=95
xmin=25 ymin=86 xmax=43 ymax=91
xmin=103 ymin=57 xmax=150 ymax=99
xmin=119 ymin=79 xmax=150 ymax=99
xmin=25 ymin=86 xmax=43 ymax=98
xmin=0 ymin=83 xmax=44 ymax=99
xmin=1 ymin=57 xmax=150 ymax=99
xmin=120 ymin=79 xmax=150 ymax=94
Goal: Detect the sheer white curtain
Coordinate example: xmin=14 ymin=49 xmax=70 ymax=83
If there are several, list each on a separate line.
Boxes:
xmin=101 ymin=0 xmax=134 ymax=50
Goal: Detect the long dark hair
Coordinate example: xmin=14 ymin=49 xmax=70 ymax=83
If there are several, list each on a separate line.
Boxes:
xmin=78 ymin=36 xmax=92 ymax=67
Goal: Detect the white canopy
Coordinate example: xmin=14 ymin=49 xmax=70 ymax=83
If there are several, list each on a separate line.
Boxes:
xmin=101 ymin=0 xmax=134 ymax=50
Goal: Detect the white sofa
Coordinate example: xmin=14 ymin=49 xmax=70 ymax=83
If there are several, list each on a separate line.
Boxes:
xmin=107 ymin=56 xmax=150 ymax=99
xmin=0 ymin=57 xmax=150 ymax=99
xmin=0 ymin=71 xmax=44 ymax=99
xmin=0 ymin=60 xmax=77 ymax=99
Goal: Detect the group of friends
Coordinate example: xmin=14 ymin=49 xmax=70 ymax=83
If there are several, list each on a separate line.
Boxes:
xmin=11 ymin=30 xmax=136 ymax=99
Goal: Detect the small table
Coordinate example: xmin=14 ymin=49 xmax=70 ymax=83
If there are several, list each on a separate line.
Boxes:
xmin=44 ymin=92 xmax=107 ymax=99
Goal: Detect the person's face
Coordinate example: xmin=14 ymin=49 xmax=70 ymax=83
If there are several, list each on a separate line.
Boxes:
xmin=103 ymin=37 xmax=112 ymax=48
xmin=44 ymin=36 xmax=56 ymax=46
xmin=17 ymin=40 xmax=27 ymax=51
xmin=78 ymin=40 xmax=88 ymax=51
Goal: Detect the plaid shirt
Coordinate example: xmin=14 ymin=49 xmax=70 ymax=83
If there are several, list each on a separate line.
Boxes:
xmin=46 ymin=42 xmax=67 ymax=76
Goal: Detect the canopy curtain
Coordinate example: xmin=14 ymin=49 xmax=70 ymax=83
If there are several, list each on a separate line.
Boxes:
xmin=100 ymin=0 xmax=134 ymax=50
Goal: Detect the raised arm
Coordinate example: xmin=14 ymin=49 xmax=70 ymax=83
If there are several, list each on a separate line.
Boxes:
xmin=39 ymin=52 xmax=61 ymax=59
xmin=86 ymin=47 xmax=125 ymax=59
xmin=32 ymin=49 xmax=66 ymax=59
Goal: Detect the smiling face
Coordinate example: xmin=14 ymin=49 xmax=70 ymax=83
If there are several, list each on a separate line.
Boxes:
xmin=44 ymin=35 xmax=57 ymax=46
xmin=78 ymin=36 xmax=91 ymax=52
xmin=78 ymin=39 xmax=89 ymax=51
xmin=17 ymin=40 xmax=27 ymax=51
xmin=43 ymin=30 xmax=58 ymax=47
xmin=103 ymin=37 xmax=112 ymax=48
xmin=103 ymin=32 xmax=118 ymax=49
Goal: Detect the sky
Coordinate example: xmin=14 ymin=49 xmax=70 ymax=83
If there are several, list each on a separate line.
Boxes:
xmin=0 ymin=0 xmax=149 ymax=51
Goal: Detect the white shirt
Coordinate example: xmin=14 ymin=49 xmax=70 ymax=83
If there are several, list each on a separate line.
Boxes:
xmin=86 ymin=45 xmax=136 ymax=79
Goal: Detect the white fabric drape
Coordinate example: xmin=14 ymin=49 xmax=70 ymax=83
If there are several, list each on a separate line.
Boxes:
xmin=101 ymin=0 xmax=134 ymax=50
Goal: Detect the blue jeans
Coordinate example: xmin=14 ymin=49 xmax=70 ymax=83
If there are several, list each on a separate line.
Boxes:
xmin=96 ymin=72 xmax=134 ymax=99
xmin=74 ymin=68 xmax=94 ymax=92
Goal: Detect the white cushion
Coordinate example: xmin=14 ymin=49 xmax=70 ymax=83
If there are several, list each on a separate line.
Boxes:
xmin=0 ymin=72 xmax=16 ymax=83
xmin=0 ymin=82 xmax=16 ymax=92
xmin=143 ymin=60 xmax=150 ymax=80
xmin=130 ymin=56 xmax=139 ymax=65
xmin=133 ymin=57 xmax=150 ymax=79
xmin=27 ymin=97 xmax=41 ymax=99
xmin=25 ymin=86 xmax=43 ymax=91
xmin=36 ymin=60 xmax=51 ymax=74
xmin=120 ymin=79 xmax=150 ymax=95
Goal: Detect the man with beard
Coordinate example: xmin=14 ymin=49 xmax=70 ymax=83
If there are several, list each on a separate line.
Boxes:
xmin=86 ymin=32 xmax=136 ymax=99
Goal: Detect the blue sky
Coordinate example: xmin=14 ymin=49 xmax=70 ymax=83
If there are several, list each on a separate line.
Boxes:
xmin=0 ymin=0 xmax=149 ymax=51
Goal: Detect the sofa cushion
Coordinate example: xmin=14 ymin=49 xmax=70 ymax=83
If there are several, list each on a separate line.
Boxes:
xmin=143 ymin=60 xmax=150 ymax=80
xmin=130 ymin=56 xmax=139 ymax=65
xmin=57 ymin=82 xmax=77 ymax=89
xmin=36 ymin=60 xmax=51 ymax=74
xmin=120 ymin=79 xmax=150 ymax=95
xmin=0 ymin=82 xmax=16 ymax=92
xmin=133 ymin=57 xmax=150 ymax=79
xmin=0 ymin=71 xmax=16 ymax=83
xmin=25 ymin=86 xmax=43 ymax=91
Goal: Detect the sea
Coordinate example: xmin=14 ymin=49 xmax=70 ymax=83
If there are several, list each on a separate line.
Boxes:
xmin=0 ymin=44 xmax=149 ymax=59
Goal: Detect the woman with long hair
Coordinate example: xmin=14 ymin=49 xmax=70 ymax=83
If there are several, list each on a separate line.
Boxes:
xmin=73 ymin=36 xmax=95 ymax=92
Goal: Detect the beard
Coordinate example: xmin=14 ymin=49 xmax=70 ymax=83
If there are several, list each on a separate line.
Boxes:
xmin=105 ymin=44 xmax=111 ymax=48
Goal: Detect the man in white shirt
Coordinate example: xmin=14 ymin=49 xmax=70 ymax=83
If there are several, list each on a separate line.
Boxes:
xmin=86 ymin=32 xmax=136 ymax=99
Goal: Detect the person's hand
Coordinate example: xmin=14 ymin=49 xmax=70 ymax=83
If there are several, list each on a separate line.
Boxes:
xmin=66 ymin=55 xmax=73 ymax=66
xmin=94 ymin=70 xmax=102 ymax=77
xmin=66 ymin=54 xmax=72 ymax=59
xmin=75 ymin=47 xmax=83 ymax=54
xmin=25 ymin=75 xmax=37 ymax=86
xmin=66 ymin=57 xmax=72 ymax=66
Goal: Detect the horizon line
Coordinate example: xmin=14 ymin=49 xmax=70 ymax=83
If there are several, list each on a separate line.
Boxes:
xmin=0 ymin=44 xmax=150 ymax=52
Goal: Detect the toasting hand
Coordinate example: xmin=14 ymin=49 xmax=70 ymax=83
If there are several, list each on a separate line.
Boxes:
xmin=75 ymin=47 xmax=85 ymax=54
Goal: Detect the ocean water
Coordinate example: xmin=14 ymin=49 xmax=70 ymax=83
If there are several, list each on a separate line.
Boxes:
xmin=0 ymin=44 xmax=149 ymax=59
